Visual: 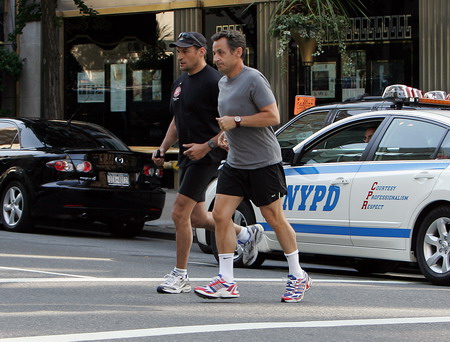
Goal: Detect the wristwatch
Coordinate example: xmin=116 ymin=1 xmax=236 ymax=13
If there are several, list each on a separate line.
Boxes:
xmin=234 ymin=116 xmax=242 ymax=128
xmin=207 ymin=139 xmax=216 ymax=150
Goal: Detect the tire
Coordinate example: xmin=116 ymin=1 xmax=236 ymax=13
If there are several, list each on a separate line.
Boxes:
xmin=197 ymin=229 xmax=213 ymax=254
xmin=352 ymin=259 xmax=399 ymax=274
xmin=211 ymin=200 xmax=266 ymax=268
xmin=1 ymin=181 xmax=34 ymax=232
xmin=110 ymin=220 xmax=144 ymax=238
xmin=416 ymin=206 xmax=450 ymax=285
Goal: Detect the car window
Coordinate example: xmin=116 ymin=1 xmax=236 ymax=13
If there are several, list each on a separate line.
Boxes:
xmin=0 ymin=123 xmax=20 ymax=149
xmin=299 ymin=121 xmax=382 ymax=164
xmin=31 ymin=122 xmax=129 ymax=151
xmin=277 ymin=110 xmax=329 ymax=148
xmin=437 ymin=132 xmax=450 ymax=159
xmin=374 ymin=118 xmax=446 ymax=161
xmin=334 ymin=108 xmax=372 ymax=122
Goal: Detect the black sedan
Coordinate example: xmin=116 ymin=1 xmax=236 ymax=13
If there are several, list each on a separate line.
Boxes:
xmin=0 ymin=118 xmax=165 ymax=237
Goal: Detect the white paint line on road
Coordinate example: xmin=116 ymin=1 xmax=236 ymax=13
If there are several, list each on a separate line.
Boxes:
xmin=0 ymin=316 xmax=449 ymax=341
xmin=0 ymin=267 xmax=96 ymax=279
xmin=0 ymin=276 xmax=418 ymax=285
xmin=0 ymin=254 xmax=112 ymax=261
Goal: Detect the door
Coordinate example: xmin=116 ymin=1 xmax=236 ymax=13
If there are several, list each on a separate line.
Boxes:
xmin=350 ymin=117 xmax=448 ymax=249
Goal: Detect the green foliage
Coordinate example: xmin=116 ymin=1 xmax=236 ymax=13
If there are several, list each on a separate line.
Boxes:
xmin=268 ymin=0 xmax=366 ymax=58
xmin=1 ymin=0 xmax=96 ymax=82
xmin=73 ymin=0 xmax=98 ymax=16
xmin=0 ymin=46 xmax=23 ymax=79
xmin=7 ymin=0 xmax=41 ymax=44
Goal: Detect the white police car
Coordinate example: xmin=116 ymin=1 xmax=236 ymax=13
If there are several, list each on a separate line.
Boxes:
xmin=201 ymin=97 xmax=450 ymax=285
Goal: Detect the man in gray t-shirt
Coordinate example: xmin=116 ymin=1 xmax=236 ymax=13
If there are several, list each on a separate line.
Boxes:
xmin=194 ymin=30 xmax=312 ymax=303
xmin=217 ymin=66 xmax=282 ymax=169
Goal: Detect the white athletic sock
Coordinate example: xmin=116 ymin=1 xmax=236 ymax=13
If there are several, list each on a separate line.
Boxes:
xmin=218 ymin=253 xmax=234 ymax=283
xmin=237 ymin=226 xmax=250 ymax=244
xmin=284 ymin=250 xmax=305 ymax=278
xmin=174 ymin=267 xmax=187 ymax=277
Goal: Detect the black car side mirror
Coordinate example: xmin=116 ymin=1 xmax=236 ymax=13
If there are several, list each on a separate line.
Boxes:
xmin=281 ymin=148 xmax=294 ymax=164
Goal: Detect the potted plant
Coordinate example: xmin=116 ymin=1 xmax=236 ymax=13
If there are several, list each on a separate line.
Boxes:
xmin=268 ymin=0 xmax=366 ymax=63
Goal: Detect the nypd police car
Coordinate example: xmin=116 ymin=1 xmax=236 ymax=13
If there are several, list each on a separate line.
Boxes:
xmin=201 ymin=96 xmax=450 ymax=286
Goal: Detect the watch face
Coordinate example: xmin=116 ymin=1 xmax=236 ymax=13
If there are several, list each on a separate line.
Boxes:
xmin=235 ymin=116 xmax=242 ymax=122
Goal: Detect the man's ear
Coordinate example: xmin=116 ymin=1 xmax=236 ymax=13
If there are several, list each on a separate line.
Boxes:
xmin=198 ymin=46 xmax=207 ymax=57
xmin=236 ymin=46 xmax=243 ymax=58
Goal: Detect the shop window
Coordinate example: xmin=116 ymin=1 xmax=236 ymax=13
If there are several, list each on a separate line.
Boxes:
xmin=65 ymin=13 xmax=174 ymax=147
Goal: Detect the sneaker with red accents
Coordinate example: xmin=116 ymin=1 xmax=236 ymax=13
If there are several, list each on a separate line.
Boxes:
xmin=194 ymin=275 xmax=240 ymax=299
xmin=281 ymin=272 xmax=312 ymax=303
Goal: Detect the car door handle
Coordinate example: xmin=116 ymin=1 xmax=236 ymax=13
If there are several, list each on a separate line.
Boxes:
xmin=414 ymin=172 xmax=435 ymax=180
xmin=331 ymin=177 xmax=350 ymax=185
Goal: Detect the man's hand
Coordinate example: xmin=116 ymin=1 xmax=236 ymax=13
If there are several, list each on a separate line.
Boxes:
xmin=216 ymin=116 xmax=236 ymax=131
xmin=183 ymin=143 xmax=209 ymax=160
xmin=152 ymin=149 xmax=165 ymax=166
xmin=218 ymin=132 xmax=229 ymax=151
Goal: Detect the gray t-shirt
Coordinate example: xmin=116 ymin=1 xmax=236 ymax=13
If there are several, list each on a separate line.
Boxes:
xmin=218 ymin=66 xmax=282 ymax=169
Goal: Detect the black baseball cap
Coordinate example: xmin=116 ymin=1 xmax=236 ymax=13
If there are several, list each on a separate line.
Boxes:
xmin=169 ymin=32 xmax=207 ymax=48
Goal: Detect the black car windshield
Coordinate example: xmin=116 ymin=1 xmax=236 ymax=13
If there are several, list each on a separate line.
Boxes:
xmin=30 ymin=121 xmax=129 ymax=151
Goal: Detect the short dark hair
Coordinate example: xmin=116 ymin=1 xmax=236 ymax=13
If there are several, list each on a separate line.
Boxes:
xmin=211 ymin=30 xmax=246 ymax=60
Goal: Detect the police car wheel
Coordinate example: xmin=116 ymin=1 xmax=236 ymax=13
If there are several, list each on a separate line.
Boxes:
xmin=211 ymin=200 xmax=266 ymax=268
xmin=417 ymin=206 xmax=450 ymax=285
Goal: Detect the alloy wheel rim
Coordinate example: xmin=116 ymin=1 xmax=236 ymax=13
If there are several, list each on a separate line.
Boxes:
xmin=423 ymin=217 xmax=450 ymax=274
xmin=3 ymin=186 xmax=23 ymax=227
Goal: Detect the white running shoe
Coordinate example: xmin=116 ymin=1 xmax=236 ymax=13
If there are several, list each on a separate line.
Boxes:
xmin=157 ymin=270 xmax=191 ymax=294
xmin=194 ymin=275 xmax=240 ymax=299
xmin=240 ymin=224 xmax=264 ymax=266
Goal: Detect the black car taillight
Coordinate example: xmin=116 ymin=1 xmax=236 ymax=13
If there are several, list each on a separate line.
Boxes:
xmin=46 ymin=160 xmax=92 ymax=173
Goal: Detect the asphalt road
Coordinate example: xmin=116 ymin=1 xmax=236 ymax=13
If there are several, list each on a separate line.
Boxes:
xmin=0 ymin=189 xmax=450 ymax=341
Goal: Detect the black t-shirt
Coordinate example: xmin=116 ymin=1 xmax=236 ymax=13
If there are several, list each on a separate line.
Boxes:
xmin=170 ymin=64 xmax=226 ymax=167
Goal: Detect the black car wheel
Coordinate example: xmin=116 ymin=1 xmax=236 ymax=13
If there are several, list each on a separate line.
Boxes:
xmin=211 ymin=200 xmax=266 ymax=268
xmin=110 ymin=220 xmax=145 ymax=238
xmin=417 ymin=206 xmax=450 ymax=285
xmin=1 ymin=181 xmax=34 ymax=232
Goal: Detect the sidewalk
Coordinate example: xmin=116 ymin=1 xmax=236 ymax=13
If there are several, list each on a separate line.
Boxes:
xmin=144 ymin=188 xmax=176 ymax=235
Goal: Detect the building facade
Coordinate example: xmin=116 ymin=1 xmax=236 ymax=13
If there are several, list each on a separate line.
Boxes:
xmin=2 ymin=0 xmax=449 ymax=147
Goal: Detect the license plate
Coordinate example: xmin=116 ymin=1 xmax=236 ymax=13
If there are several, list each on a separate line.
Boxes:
xmin=107 ymin=172 xmax=130 ymax=187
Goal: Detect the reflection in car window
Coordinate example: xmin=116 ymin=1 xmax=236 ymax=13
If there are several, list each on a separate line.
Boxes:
xmin=334 ymin=109 xmax=371 ymax=122
xmin=277 ymin=111 xmax=328 ymax=148
xmin=300 ymin=121 xmax=382 ymax=164
xmin=375 ymin=119 xmax=445 ymax=161
xmin=0 ymin=123 xmax=19 ymax=149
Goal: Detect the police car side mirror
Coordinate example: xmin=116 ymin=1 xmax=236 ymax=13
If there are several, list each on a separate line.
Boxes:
xmin=281 ymin=148 xmax=294 ymax=164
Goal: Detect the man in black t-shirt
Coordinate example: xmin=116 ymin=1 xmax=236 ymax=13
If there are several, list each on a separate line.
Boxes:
xmin=153 ymin=32 xmax=263 ymax=294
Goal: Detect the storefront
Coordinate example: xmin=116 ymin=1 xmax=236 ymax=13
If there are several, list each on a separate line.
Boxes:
xmin=289 ymin=0 xmax=419 ymax=108
xmin=64 ymin=12 xmax=174 ymax=146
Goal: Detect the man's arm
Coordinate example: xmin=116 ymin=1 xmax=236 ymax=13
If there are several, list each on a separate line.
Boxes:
xmin=216 ymin=102 xmax=280 ymax=131
xmin=182 ymin=131 xmax=223 ymax=160
xmin=152 ymin=118 xmax=177 ymax=165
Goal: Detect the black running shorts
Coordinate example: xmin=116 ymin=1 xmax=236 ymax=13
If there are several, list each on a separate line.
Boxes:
xmin=178 ymin=163 xmax=220 ymax=203
xmin=216 ymin=162 xmax=287 ymax=207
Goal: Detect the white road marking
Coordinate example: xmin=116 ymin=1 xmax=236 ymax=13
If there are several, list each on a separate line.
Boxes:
xmin=0 ymin=276 xmax=419 ymax=284
xmin=0 ymin=254 xmax=112 ymax=261
xmin=0 ymin=316 xmax=449 ymax=341
xmin=0 ymin=267 xmax=95 ymax=278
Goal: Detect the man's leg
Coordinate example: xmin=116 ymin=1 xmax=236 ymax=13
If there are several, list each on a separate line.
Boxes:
xmin=259 ymin=198 xmax=311 ymax=303
xmin=191 ymin=200 xmax=263 ymax=266
xmin=172 ymin=193 xmax=199 ymax=270
xmin=194 ymin=193 xmax=242 ymax=299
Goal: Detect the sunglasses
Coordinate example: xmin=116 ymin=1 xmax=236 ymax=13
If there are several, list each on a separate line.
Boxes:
xmin=177 ymin=32 xmax=204 ymax=48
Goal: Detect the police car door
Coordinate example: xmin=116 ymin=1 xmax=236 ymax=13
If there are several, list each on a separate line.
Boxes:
xmin=350 ymin=117 xmax=448 ymax=249
xmin=283 ymin=122 xmax=371 ymax=246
